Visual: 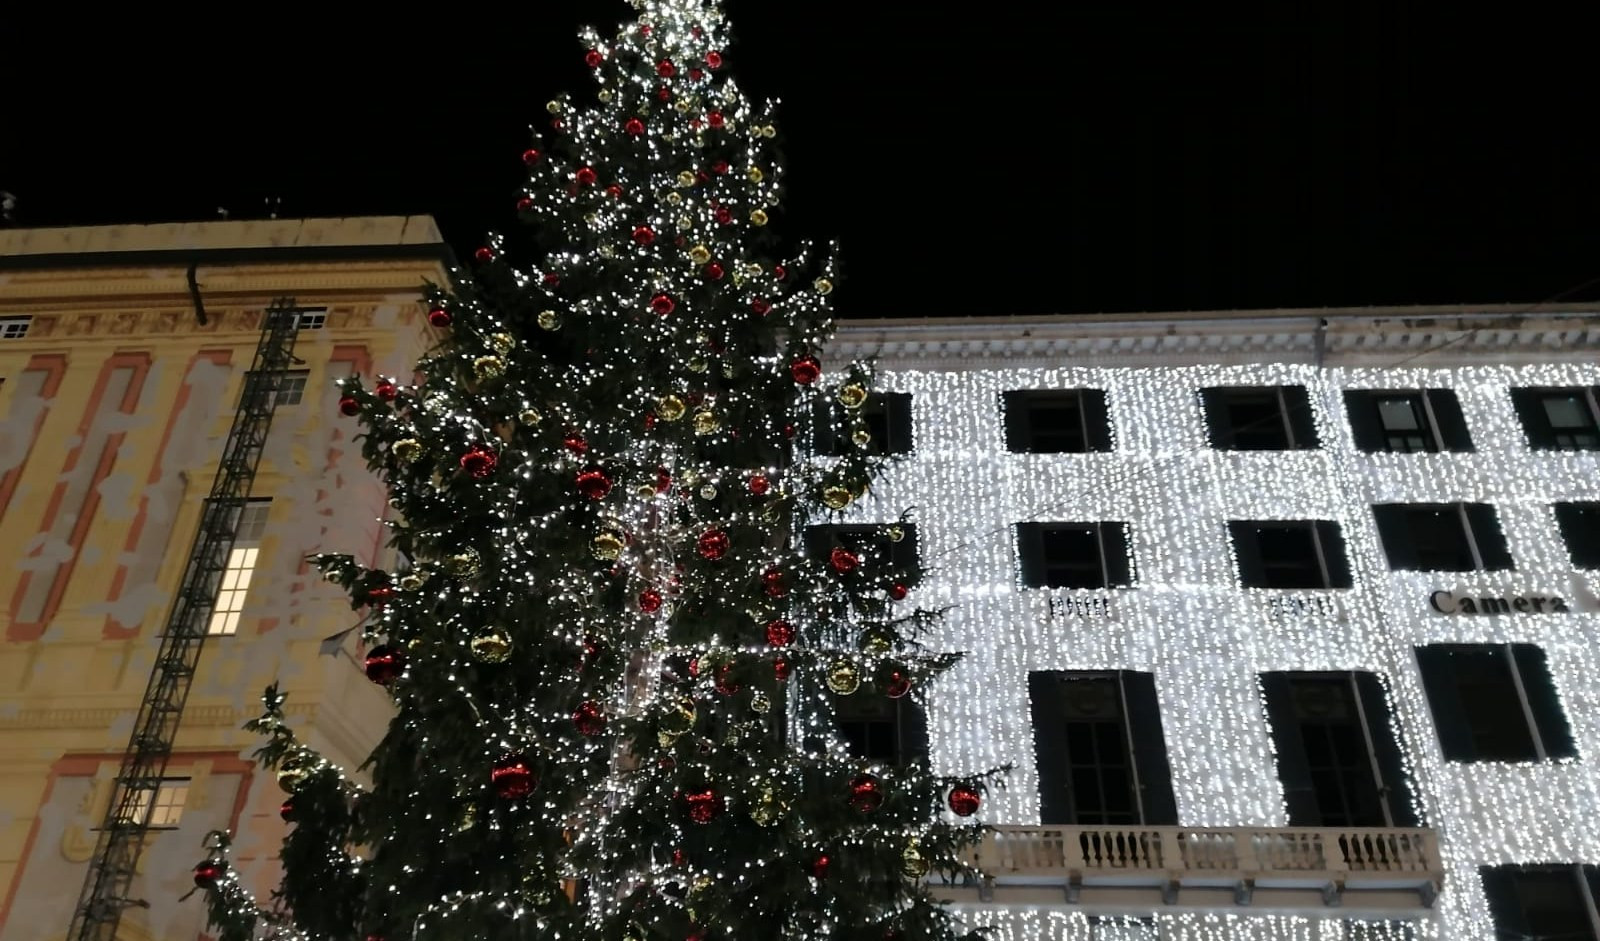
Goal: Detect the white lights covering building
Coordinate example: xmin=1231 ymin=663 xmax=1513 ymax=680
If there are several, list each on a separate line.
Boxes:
xmin=829 ymin=304 xmax=1600 ymax=940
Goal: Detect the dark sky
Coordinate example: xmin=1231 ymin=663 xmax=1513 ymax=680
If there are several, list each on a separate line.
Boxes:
xmin=3 ymin=2 xmax=1596 ymax=317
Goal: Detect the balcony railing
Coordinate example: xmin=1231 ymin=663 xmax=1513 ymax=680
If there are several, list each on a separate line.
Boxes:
xmin=943 ymin=825 xmax=1442 ymax=914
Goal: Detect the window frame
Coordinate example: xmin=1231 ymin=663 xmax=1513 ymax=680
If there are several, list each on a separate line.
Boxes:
xmin=1372 ymin=502 xmax=1513 ymax=572
xmin=1017 ymin=521 xmax=1134 ymax=590
xmin=1028 ymin=670 xmax=1177 ymax=827
xmin=831 ymin=693 xmax=927 ymax=767
xmin=1480 ymin=863 xmax=1600 ymax=941
xmin=115 ymin=777 xmax=190 ymax=829
xmin=1555 ymin=502 xmax=1600 ymax=569
xmin=0 ymin=316 xmax=31 ymax=340
xmin=208 ymin=499 xmax=271 ymax=636
xmin=1512 ymin=385 xmax=1600 ymax=451
xmin=1230 ymin=520 xmax=1352 ymax=590
xmin=275 ymin=369 xmax=311 ymax=406
xmin=1003 ymin=389 xmax=1112 ymax=454
xmin=1201 ymin=385 xmax=1319 ymax=451
xmin=293 ymin=307 xmax=329 ymax=330
xmin=1416 ymin=643 xmax=1577 ymax=763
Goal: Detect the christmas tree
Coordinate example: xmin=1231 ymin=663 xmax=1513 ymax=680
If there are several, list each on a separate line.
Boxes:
xmin=195 ymin=3 xmax=998 ymax=939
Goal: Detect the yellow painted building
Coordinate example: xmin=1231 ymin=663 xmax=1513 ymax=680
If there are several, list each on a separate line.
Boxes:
xmin=0 ymin=217 xmax=449 ymax=941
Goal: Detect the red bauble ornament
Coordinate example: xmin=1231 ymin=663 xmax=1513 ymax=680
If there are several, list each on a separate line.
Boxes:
xmin=774 ymin=264 xmax=788 ymax=280
xmin=522 ymin=147 xmax=542 ymax=165
xmin=655 ymin=466 xmax=672 ymax=493
xmin=884 ymin=671 xmax=912 ymax=699
xmin=751 ymin=298 xmax=771 ymax=316
xmin=474 ymin=247 xmax=495 ymax=263
xmin=707 ymin=111 xmax=725 ymax=129
xmin=684 ymin=788 xmax=723 ymax=823
xmin=697 ymin=529 xmax=730 ymax=560
xmin=543 ymin=272 xmax=560 ymax=287
xmin=889 ymin=583 xmax=909 ymax=601
xmin=338 ymin=395 xmax=361 ymax=417
xmin=576 ymin=166 xmax=598 ymax=185
xmin=564 ymin=433 xmax=588 ymax=455
xmin=948 ymin=785 xmax=981 ymax=817
xmin=705 ymin=262 xmax=725 ymax=280
xmin=791 ymin=357 xmax=822 ymax=384
xmin=762 ymin=568 xmax=788 ymax=597
xmin=492 ymin=754 xmax=537 ymax=799
xmin=656 ymin=85 xmax=672 ymax=101
xmin=764 ymin=619 xmax=794 ymax=646
xmin=192 ymin=860 xmax=223 ymax=888
xmin=363 ymin=644 xmax=404 ymax=685
xmin=713 ymin=206 xmax=732 ymax=226
xmin=657 ymin=59 xmax=676 ymax=77
xmin=633 ymin=225 xmax=656 ymax=245
xmin=705 ymin=51 xmax=724 ymax=69
xmin=712 ymin=160 xmax=729 ymax=175
xmin=584 ymin=48 xmax=604 ymax=68
xmin=783 ymin=423 xmax=797 ymax=439
xmin=848 ymin=774 xmax=884 ymax=813
xmin=650 ymin=293 xmax=677 ymax=316
xmin=516 ymin=196 xmax=534 ymax=212
xmin=639 ymin=589 xmax=663 ymax=613
xmin=460 ymin=447 xmax=497 ymax=479
xmin=607 ymin=183 xmax=625 ymax=198
xmin=672 ymin=847 xmax=687 ymax=865
xmin=774 ymin=655 xmax=792 ymax=682
xmin=714 ymin=663 xmax=741 ymax=695
xmin=688 ymin=67 xmax=704 ymax=81
xmin=810 ymin=853 xmax=831 ymax=879
xmin=365 ymin=585 xmax=396 ymax=607
xmin=625 ymin=118 xmax=646 ymax=136
xmin=427 ymin=307 xmax=451 ymax=328
xmin=279 ymin=798 xmax=295 ymax=822
xmin=572 ymin=700 xmax=606 ymax=736
xmin=748 ymin=474 xmax=770 ymax=495
xmin=576 ymin=468 xmax=613 ymax=500
xmin=829 ymin=546 xmax=860 ymax=573
xmin=375 ymin=379 xmax=398 ymax=401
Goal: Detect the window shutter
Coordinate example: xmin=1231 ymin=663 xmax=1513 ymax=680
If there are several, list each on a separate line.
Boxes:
xmin=1463 ymin=503 xmax=1515 ymax=571
xmin=1585 ymin=866 xmax=1600 ymax=919
xmin=1002 ymin=392 xmax=1029 ymax=452
xmin=1228 ymin=522 xmax=1265 ymax=588
xmin=1027 ymin=672 xmax=1073 ymax=825
xmin=812 ymin=399 xmax=841 ymax=456
xmin=1258 ymin=673 xmax=1320 ymax=825
xmin=1478 ymin=866 xmax=1532 ymax=938
xmin=898 ymin=698 xmax=930 ymax=763
xmin=1343 ymin=391 xmax=1387 ymax=452
xmin=1508 ymin=387 xmax=1551 ymax=449
xmin=1414 ymin=646 xmax=1477 ymax=761
xmin=1510 ymin=645 xmax=1578 ymax=760
xmin=1370 ymin=504 xmax=1418 ymax=571
xmin=1082 ymin=389 xmax=1114 ymax=452
xmin=1282 ymin=385 xmax=1321 ymax=449
xmin=1198 ymin=388 xmax=1228 ymax=448
xmin=1426 ymin=389 xmax=1475 ymax=452
xmin=1016 ymin=524 xmax=1045 ymax=588
xmin=887 ymin=392 xmax=914 ymax=454
xmin=1314 ymin=521 xmax=1353 ymax=589
xmin=1352 ymin=672 xmax=1421 ymax=826
xmin=1119 ymin=671 xmax=1178 ymax=825
xmin=1101 ymin=523 xmax=1134 ymax=588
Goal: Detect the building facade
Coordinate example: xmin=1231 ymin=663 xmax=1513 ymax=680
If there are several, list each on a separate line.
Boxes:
xmin=0 ymin=218 xmax=448 ymax=941
xmin=829 ymin=307 xmax=1600 ymax=940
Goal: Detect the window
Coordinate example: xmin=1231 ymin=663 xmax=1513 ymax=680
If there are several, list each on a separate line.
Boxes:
xmin=832 ymin=694 xmax=927 ymax=766
xmin=1344 ymin=388 xmax=1473 ymax=453
xmin=1259 ymin=672 xmax=1418 ymax=827
xmin=1415 ymin=644 xmax=1576 ymax=762
xmin=0 ymin=316 xmax=30 ymax=339
xmin=116 ymin=778 xmax=190 ymax=828
xmin=1003 ymin=390 xmax=1112 ymax=453
xmin=1200 ymin=385 xmax=1319 ymax=451
xmin=1481 ymin=864 xmax=1600 ymax=941
xmin=209 ymin=501 xmax=270 ymax=636
xmin=1511 ymin=386 xmax=1600 ymax=451
xmin=1229 ymin=520 xmax=1352 ymax=589
xmin=275 ymin=370 xmax=310 ymax=406
xmin=1016 ymin=522 xmax=1133 ymax=589
xmin=805 ymin=524 xmax=919 ymax=583
xmin=1028 ymin=671 xmax=1176 ymax=826
xmin=293 ymin=307 xmax=328 ymax=330
xmin=1089 ymin=918 xmax=1160 ymax=941
xmin=1555 ymin=502 xmax=1600 ymax=568
xmin=1371 ymin=502 xmax=1513 ymax=571
xmin=815 ymin=392 xmax=914 ymax=455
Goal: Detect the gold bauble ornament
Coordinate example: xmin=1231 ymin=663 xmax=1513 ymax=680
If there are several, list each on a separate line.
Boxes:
xmin=675 ymin=98 xmax=693 ymax=114
xmin=826 ymin=659 xmax=861 ymax=695
xmin=457 ymin=801 xmax=478 ymax=832
xmin=470 ymin=629 xmax=513 ymax=663
xmin=474 ymin=355 xmax=506 ymax=380
xmin=759 ymin=124 xmax=777 ymax=138
xmin=658 ymin=395 xmax=687 ymax=421
xmin=584 ymin=213 xmax=600 ymax=228
xmin=886 ymin=525 xmax=906 ymax=543
xmin=546 ymin=100 xmax=563 ymax=114
xmin=859 ymin=630 xmax=893 ymax=655
xmin=598 ymin=89 xmax=613 ymax=103
xmin=393 ymin=438 xmax=423 ymax=463
xmin=699 ymin=484 xmax=718 ymax=500
xmin=660 ymin=696 xmax=697 ymax=736
xmin=822 ymin=486 xmax=853 ymax=510
xmin=814 ymin=278 xmax=834 ymax=296
xmin=635 ymin=481 xmax=657 ymax=499
xmin=448 ymin=550 xmax=481 ymax=577
xmin=693 ymin=409 xmax=719 ymax=435
xmin=677 ymin=215 xmax=694 ymax=231
xmin=658 ymin=731 xmax=681 ymax=748
xmin=399 ymin=573 xmax=425 ymax=591
xmin=749 ymin=209 xmax=769 ymax=226
xmin=666 ymin=192 xmax=683 ymax=205
xmin=688 ymin=244 xmax=712 ymax=264
xmin=600 ymin=243 xmax=619 ymax=259
xmin=902 ymin=840 xmax=930 ymax=878
xmin=688 ymin=356 xmax=710 ymax=374
xmin=520 ymin=408 xmax=543 ymax=426
xmin=747 ymin=166 xmax=764 ymax=183
xmin=837 ymin=384 xmax=868 ymax=409
xmin=276 ymin=753 xmax=313 ymax=793
xmin=591 ymin=531 xmax=625 ymax=561
xmin=749 ymin=785 xmax=788 ymax=827
xmin=852 ymin=428 xmax=873 ymax=448
xmin=750 ymin=691 xmax=771 ymax=714
xmin=490 ymin=332 xmax=515 ymax=354
xmin=537 ymin=309 xmax=561 ymax=330
xmin=677 ymin=170 xmax=697 ymax=187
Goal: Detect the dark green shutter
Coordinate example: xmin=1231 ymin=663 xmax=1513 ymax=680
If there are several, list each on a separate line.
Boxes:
xmin=1463 ymin=503 xmax=1515 ymax=571
xmin=1414 ymin=645 xmax=1477 ymax=761
xmin=898 ymin=698 xmax=930 ymax=763
xmin=812 ymin=399 xmax=841 ymax=456
xmin=1228 ymin=522 xmax=1265 ymax=588
xmin=1508 ymin=387 xmax=1551 ymax=449
xmin=1314 ymin=521 xmax=1353 ymax=588
xmin=1199 ymin=388 xmax=1228 ymax=448
xmin=1102 ymin=523 xmax=1134 ymax=587
xmin=1003 ymin=392 xmax=1029 ymax=452
xmin=1017 ymin=524 xmax=1045 ymax=588
xmin=1120 ymin=672 xmax=1178 ymax=825
xmin=1426 ymin=389 xmax=1475 ymax=452
xmin=1353 ymin=672 xmax=1421 ymax=826
xmin=1028 ymin=672 xmax=1072 ymax=825
xmin=1511 ymin=645 xmax=1578 ymax=760
xmin=1478 ymin=866 xmax=1531 ymax=938
xmin=1259 ymin=673 xmax=1320 ymax=825
xmin=1083 ymin=389 xmax=1114 ymax=452
xmin=886 ymin=392 xmax=914 ymax=454
xmin=1371 ymin=504 xmax=1417 ymax=570
xmin=1343 ymin=391 xmax=1387 ymax=452
xmin=1283 ymin=385 xmax=1321 ymax=449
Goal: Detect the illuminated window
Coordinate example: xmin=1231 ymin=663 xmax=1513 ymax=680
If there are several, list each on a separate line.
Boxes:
xmin=116 ymin=778 xmax=189 ymax=828
xmin=0 ymin=316 xmax=30 ymax=339
xmin=293 ymin=307 xmax=328 ymax=330
xmin=209 ymin=501 xmax=270 ymax=636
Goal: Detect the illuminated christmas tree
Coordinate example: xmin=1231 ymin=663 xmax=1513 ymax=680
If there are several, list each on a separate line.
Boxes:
xmin=196 ymin=3 xmax=997 ymax=939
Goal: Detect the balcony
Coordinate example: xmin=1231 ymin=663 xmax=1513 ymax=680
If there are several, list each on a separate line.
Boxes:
xmin=941 ymin=825 xmax=1443 ymax=917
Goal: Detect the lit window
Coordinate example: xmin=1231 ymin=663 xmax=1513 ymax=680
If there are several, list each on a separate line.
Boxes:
xmin=0 ymin=316 xmax=31 ymax=339
xmin=293 ymin=308 xmax=328 ymax=330
xmin=116 ymin=778 xmax=190 ymax=828
xmin=210 ymin=502 xmax=269 ymax=636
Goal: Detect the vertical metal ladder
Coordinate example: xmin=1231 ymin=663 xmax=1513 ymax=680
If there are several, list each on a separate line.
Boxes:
xmin=67 ymin=298 xmax=304 ymax=941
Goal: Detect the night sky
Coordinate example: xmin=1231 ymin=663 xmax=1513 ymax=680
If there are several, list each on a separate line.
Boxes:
xmin=4 ymin=2 xmax=1596 ymax=318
